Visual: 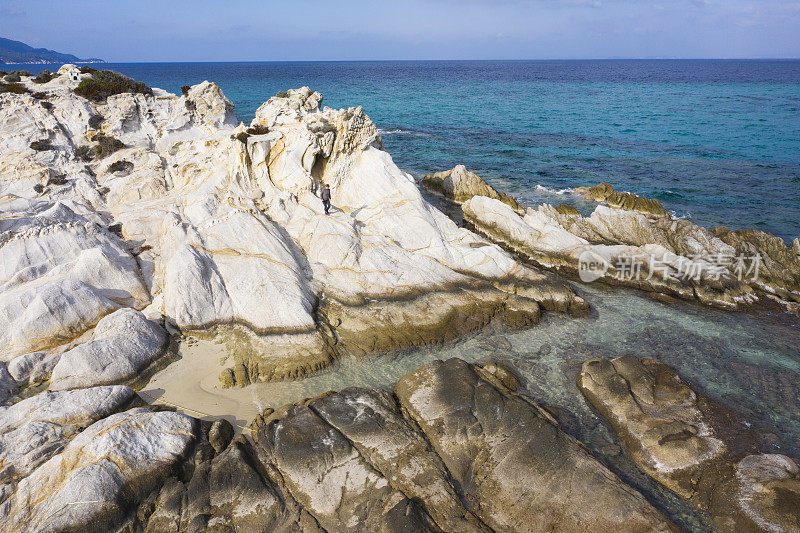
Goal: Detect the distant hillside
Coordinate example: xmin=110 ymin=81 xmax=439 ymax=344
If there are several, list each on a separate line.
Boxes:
xmin=0 ymin=37 xmax=104 ymax=64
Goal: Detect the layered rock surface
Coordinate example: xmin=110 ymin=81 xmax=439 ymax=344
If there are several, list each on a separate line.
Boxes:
xmin=575 ymin=182 xmax=666 ymax=216
xmin=578 ymin=355 xmax=800 ymax=532
xmin=0 ymin=66 xmax=585 ymax=389
xmin=0 ymin=67 xmax=598 ymax=532
xmin=461 ymin=179 xmax=800 ymax=311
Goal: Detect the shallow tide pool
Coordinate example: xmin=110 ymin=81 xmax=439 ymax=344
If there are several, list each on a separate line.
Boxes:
xmin=141 ymin=280 xmax=799 ymax=530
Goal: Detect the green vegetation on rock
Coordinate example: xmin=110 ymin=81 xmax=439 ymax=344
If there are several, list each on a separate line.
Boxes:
xmin=0 ymin=82 xmax=27 ymax=94
xmin=33 ymin=70 xmax=57 ymax=84
xmin=74 ymin=70 xmax=152 ymax=102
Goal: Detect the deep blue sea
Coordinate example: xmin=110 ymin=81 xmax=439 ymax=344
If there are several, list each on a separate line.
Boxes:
xmin=12 ymin=60 xmax=800 ymax=241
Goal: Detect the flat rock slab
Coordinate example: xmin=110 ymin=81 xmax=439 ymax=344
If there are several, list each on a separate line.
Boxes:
xmin=578 ymin=354 xmax=726 ymax=497
xmin=310 ymin=387 xmax=488 ymax=532
xmin=258 ymin=403 xmax=434 ymax=532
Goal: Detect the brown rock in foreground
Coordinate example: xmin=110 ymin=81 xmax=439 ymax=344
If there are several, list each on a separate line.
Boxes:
xmin=132 ymin=358 xmax=675 ymax=532
xmin=394 ymin=358 xmax=674 ymax=532
xmin=578 ymin=355 xmax=800 ymax=532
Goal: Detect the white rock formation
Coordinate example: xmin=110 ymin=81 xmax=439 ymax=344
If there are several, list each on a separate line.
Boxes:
xmin=1 ymin=69 xmax=584 ymax=384
xmin=0 ymin=385 xmax=134 ymax=489
xmin=0 ymin=408 xmax=194 ymax=533
xmin=0 ymin=69 xmax=586 ymax=529
xmin=464 ymin=195 xmax=800 ymax=310
xmin=49 ymin=308 xmax=167 ymax=390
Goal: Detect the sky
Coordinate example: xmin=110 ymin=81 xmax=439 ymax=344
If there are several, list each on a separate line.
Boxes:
xmin=1 ymin=0 xmax=799 ymax=61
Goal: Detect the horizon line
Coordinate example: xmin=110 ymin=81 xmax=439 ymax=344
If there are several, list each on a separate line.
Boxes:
xmin=5 ymin=57 xmax=800 ymax=65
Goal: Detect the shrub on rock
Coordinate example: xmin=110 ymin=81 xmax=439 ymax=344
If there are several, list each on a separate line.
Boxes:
xmin=76 ymin=145 xmax=94 ymax=161
xmin=33 ymin=70 xmax=57 ymax=84
xmin=47 ymin=174 xmax=68 ymax=186
xmin=108 ymin=160 xmax=133 ymax=174
xmin=74 ymin=70 xmax=152 ymax=102
xmin=93 ymin=133 xmax=125 ymax=158
xmin=2 ymin=82 xmax=27 ymax=94
xmin=246 ymin=124 xmax=269 ymax=135
xmin=88 ymin=114 xmax=104 ymax=129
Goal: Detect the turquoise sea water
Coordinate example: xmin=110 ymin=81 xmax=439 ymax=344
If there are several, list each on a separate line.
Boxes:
xmin=13 ymin=59 xmax=800 ymax=241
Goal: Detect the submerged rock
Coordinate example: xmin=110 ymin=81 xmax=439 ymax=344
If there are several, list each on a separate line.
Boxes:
xmin=578 ymin=355 xmax=800 ymax=532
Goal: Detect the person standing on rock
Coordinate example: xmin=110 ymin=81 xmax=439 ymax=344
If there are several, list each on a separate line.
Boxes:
xmin=321 ymin=184 xmax=332 ymax=215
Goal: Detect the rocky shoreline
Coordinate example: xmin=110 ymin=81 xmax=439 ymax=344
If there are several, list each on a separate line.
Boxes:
xmin=1 ymin=66 xmax=799 ymax=531
xmin=420 ymin=166 xmax=800 ymax=313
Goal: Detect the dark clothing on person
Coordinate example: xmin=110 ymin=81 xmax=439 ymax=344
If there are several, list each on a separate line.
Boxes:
xmin=321 ymin=186 xmax=331 ymax=215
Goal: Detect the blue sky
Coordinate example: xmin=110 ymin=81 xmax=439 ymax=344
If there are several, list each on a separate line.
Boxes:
xmin=2 ymin=0 xmax=799 ymax=61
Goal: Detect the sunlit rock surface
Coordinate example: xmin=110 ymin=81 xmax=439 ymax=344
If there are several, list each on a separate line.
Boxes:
xmin=0 ymin=407 xmax=194 ymax=533
xmin=395 ymin=358 xmax=673 ymax=532
xmin=421 ymin=164 xmax=523 ymax=212
xmin=49 ymin=307 xmax=167 ymax=390
xmin=463 ymin=191 xmax=800 ymax=311
xmin=0 ymin=69 xmax=597 ymax=531
xmin=4 ymin=67 xmax=795 ymax=532
xmin=0 ymin=68 xmax=585 ymax=387
xmin=575 ymin=182 xmax=666 ymax=216
xmin=0 ymin=385 xmax=134 ymax=491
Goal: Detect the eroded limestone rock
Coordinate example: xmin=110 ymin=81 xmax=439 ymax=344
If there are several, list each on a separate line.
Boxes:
xmin=0 ymin=385 xmax=134 ymax=489
xmin=0 ymin=408 xmax=194 ymax=533
xmin=309 ymin=388 xmax=488 ymax=532
xmin=421 ymin=164 xmax=523 ymax=212
xmin=578 ymin=355 xmax=726 ymax=497
xmin=2 ymin=73 xmax=586 ymax=385
xmin=575 ymin=182 xmax=666 ymax=216
xmin=49 ymin=307 xmax=167 ymax=390
xmin=464 ymin=193 xmax=799 ymax=311
xmin=258 ymin=404 xmax=435 ymax=531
